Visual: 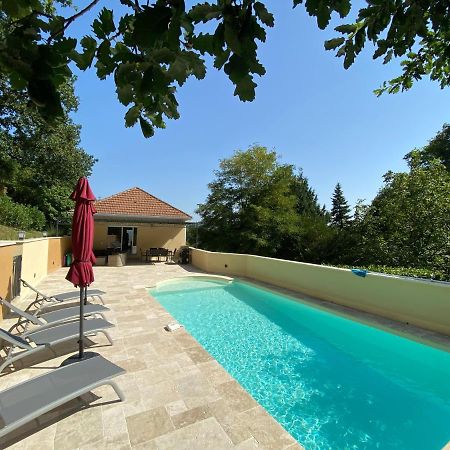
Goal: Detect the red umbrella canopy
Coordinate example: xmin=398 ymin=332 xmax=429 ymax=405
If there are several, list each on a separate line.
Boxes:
xmin=66 ymin=177 xmax=96 ymax=287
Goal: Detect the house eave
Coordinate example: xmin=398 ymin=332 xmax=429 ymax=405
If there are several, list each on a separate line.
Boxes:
xmin=94 ymin=213 xmax=190 ymax=224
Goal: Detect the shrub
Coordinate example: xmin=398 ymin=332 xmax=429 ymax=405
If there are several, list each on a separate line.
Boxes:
xmin=328 ymin=264 xmax=449 ymax=282
xmin=0 ymin=195 xmax=46 ymax=231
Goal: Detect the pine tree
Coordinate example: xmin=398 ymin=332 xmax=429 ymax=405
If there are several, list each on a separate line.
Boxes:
xmin=331 ymin=183 xmax=351 ymax=229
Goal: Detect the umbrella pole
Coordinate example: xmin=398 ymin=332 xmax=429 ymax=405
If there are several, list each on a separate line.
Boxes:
xmin=79 ymin=285 xmax=85 ymax=359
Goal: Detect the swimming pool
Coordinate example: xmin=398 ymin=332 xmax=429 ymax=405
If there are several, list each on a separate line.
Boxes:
xmin=149 ymin=277 xmax=450 ymax=449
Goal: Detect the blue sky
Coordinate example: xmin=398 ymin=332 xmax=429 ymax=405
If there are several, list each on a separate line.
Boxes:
xmin=69 ymin=1 xmax=450 ymax=220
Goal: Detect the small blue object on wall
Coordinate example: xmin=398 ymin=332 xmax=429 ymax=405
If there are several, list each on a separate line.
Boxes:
xmin=351 ymin=268 xmax=368 ymax=278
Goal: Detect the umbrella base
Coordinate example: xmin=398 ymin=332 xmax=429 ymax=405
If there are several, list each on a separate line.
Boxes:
xmin=60 ymin=351 xmax=100 ymax=367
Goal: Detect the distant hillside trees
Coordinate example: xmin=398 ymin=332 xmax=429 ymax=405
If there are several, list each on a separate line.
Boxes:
xmin=197 ymin=126 xmax=450 ymax=279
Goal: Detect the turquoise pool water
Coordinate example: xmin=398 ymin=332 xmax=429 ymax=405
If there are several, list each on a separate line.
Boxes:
xmin=149 ymin=278 xmax=450 ymax=449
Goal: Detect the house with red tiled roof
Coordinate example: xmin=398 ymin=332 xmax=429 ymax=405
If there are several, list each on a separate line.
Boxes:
xmin=93 ymin=187 xmax=191 ymax=260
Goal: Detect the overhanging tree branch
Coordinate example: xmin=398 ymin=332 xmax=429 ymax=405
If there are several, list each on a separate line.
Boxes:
xmin=48 ymin=0 xmax=102 ymax=42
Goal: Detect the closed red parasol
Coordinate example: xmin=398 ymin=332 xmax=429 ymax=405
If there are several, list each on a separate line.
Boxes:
xmin=66 ymin=177 xmax=96 ymax=358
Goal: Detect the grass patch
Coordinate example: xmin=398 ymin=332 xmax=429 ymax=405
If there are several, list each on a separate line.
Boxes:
xmin=0 ymin=224 xmax=45 ymax=241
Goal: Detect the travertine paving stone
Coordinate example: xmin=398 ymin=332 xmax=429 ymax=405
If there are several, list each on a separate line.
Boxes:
xmin=0 ymin=263 xmax=302 ymax=449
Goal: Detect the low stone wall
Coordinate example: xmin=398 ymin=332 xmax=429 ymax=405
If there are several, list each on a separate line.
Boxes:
xmin=190 ymin=248 xmax=450 ymax=336
xmin=0 ymin=237 xmax=71 ymax=319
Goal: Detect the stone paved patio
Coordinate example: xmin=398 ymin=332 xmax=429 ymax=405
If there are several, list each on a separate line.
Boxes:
xmin=0 ymin=264 xmax=303 ymax=450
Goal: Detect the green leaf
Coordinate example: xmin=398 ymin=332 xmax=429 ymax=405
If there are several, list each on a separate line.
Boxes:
xmin=334 ymin=0 xmax=351 ymax=18
xmin=141 ymin=66 xmax=169 ymax=94
xmin=2 ymin=0 xmax=31 ymax=19
xmin=95 ymin=40 xmax=115 ymax=78
xmin=343 ymin=42 xmax=355 ymax=69
xmin=234 ymin=75 xmax=257 ymax=101
xmin=92 ymin=8 xmax=115 ymax=38
xmin=324 ymin=37 xmax=345 ymax=50
xmin=373 ymin=40 xmax=388 ymax=59
xmin=152 ymin=48 xmax=176 ymax=64
xmin=224 ymin=22 xmax=242 ymax=55
xmin=214 ymin=49 xmax=230 ymax=69
xmin=383 ymin=49 xmax=393 ymax=64
xmin=116 ymin=84 xmax=134 ymax=105
xmin=118 ymin=14 xmax=133 ymax=34
xmin=168 ymin=58 xmax=188 ymax=85
xmin=253 ymin=2 xmax=274 ymax=27
xmin=335 ymin=24 xmax=357 ymax=34
xmin=191 ymin=33 xmax=216 ymax=55
xmin=316 ymin=3 xmax=331 ymax=29
xmin=73 ymin=36 xmax=97 ymax=70
xmin=139 ymin=116 xmax=154 ymax=137
xmin=124 ymin=105 xmax=141 ymax=127
xmin=182 ymin=52 xmax=206 ymax=79
xmin=133 ymin=5 xmax=172 ymax=49
xmin=54 ymin=38 xmax=77 ymax=54
xmin=189 ymin=3 xmax=222 ymax=23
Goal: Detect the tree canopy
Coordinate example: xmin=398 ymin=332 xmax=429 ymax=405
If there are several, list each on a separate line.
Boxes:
xmin=357 ymin=151 xmax=450 ymax=275
xmin=408 ymin=123 xmax=450 ymax=171
xmin=0 ymin=0 xmax=448 ymax=138
xmin=197 ymin=145 xmax=299 ymax=256
xmin=197 ymin=145 xmax=328 ymax=259
xmin=0 ymin=73 xmax=96 ymax=224
xmin=197 ymin=125 xmax=450 ymax=279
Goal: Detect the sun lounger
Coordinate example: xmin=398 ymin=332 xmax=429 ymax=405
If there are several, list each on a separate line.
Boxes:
xmin=0 ymin=354 xmax=125 ymax=439
xmin=0 ymin=297 xmax=109 ymax=332
xmin=20 ymin=278 xmax=105 ymax=310
xmin=0 ymin=319 xmax=114 ymax=373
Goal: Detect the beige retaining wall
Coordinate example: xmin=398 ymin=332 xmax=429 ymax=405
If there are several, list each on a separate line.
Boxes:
xmin=190 ymin=248 xmax=450 ymax=336
xmin=0 ymin=237 xmax=71 ymax=319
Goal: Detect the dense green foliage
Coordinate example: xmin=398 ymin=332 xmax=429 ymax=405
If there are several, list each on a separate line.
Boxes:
xmin=197 ymin=127 xmax=450 ymax=280
xmin=197 ymin=145 xmax=328 ymax=260
xmin=331 ymin=264 xmax=448 ymax=282
xmin=356 ymin=150 xmax=450 ymax=276
xmin=0 ymin=73 xmax=96 ymax=225
xmin=0 ymin=1 xmax=448 ymax=138
xmin=408 ymin=123 xmax=450 ymax=171
xmin=0 ymin=194 xmax=46 ymax=230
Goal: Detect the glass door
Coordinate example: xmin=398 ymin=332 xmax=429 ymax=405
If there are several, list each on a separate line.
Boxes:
xmin=122 ymin=227 xmax=138 ymax=254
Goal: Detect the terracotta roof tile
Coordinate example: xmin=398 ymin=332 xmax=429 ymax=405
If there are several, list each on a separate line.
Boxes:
xmin=94 ymin=187 xmax=191 ymax=220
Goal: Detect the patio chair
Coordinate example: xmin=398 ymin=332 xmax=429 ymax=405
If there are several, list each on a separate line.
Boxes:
xmin=148 ymin=248 xmax=159 ymax=262
xmin=140 ymin=249 xmax=149 ymax=262
xmin=0 ymin=318 xmax=114 ymax=373
xmin=168 ymin=248 xmax=177 ymax=263
xmin=0 ymin=354 xmax=125 ymax=439
xmin=159 ymin=248 xmax=169 ymax=262
xmin=20 ymin=278 xmax=105 ymax=311
xmin=0 ymin=297 xmax=109 ymax=333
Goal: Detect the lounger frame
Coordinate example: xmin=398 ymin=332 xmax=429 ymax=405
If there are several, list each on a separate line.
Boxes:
xmin=0 ymin=297 xmax=108 ymax=334
xmin=0 ymin=320 xmax=113 ymax=373
xmin=20 ymin=279 xmax=105 ymax=311
xmin=0 ymin=356 xmax=125 ymax=439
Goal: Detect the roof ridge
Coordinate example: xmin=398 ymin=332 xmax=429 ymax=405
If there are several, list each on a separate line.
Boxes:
xmin=94 ymin=186 xmax=192 ymax=219
xmin=135 ymin=187 xmax=192 ymax=219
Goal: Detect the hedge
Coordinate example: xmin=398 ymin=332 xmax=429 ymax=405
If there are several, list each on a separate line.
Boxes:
xmin=330 ymin=264 xmax=449 ymax=282
xmin=0 ymin=195 xmax=46 ymax=231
